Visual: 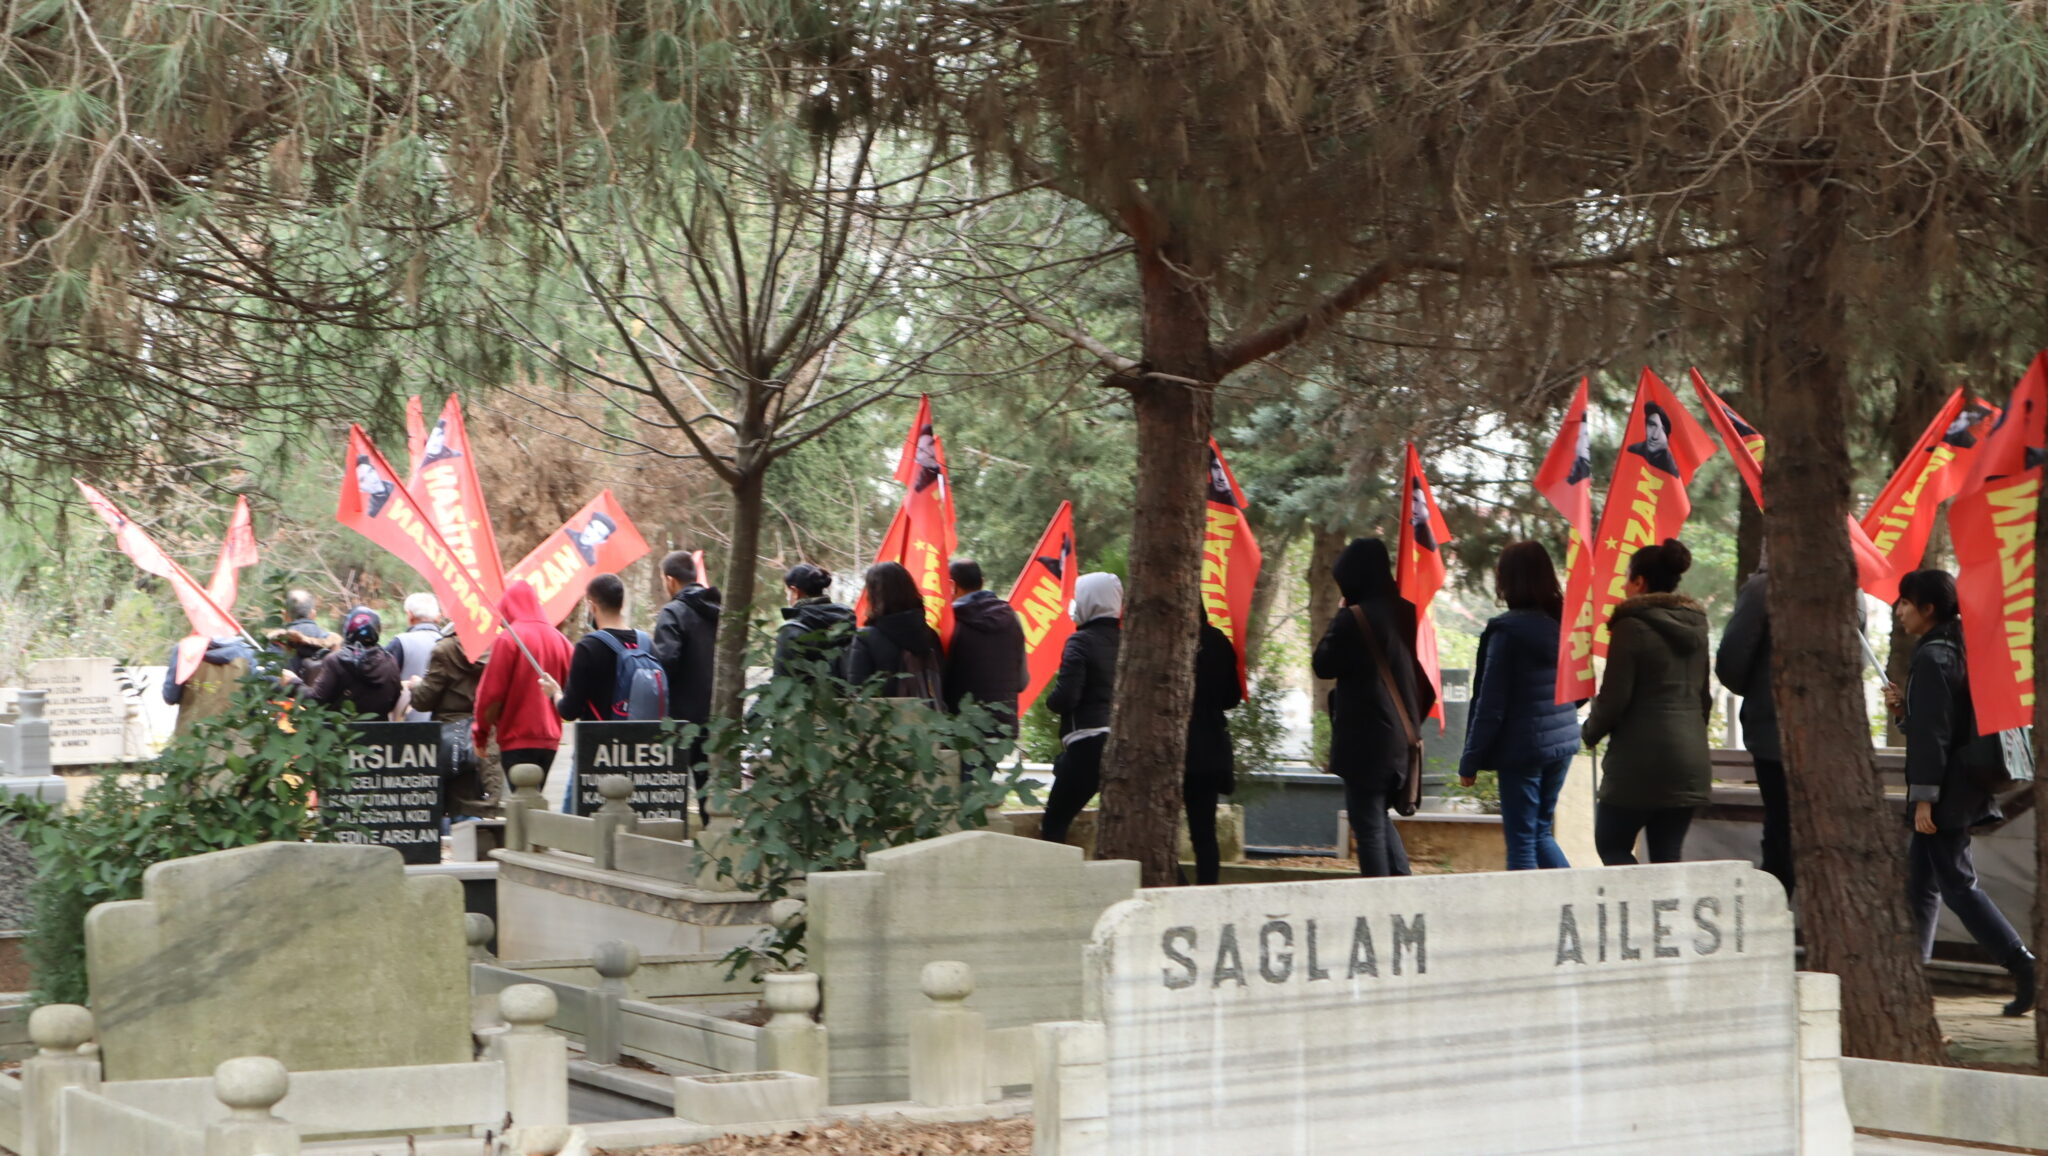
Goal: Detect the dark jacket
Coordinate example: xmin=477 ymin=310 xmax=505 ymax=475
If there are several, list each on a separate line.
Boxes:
xmin=1458 ymin=609 xmax=1581 ymax=776
xmin=164 ymin=637 xmax=255 ymax=735
xmin=1582 ymin=593 xmax=1713 ymax=809
xmin=774 ymin=597 xmax=856 ymax=679
xmin=1714 ymin=571 xmax=1779 ymax=763
xmin=303 ymin=643 xmax=403 ymax=720
xmin=273 ymin=616 xmax=335 ymax=680
xmin=944 ymin=590 xmax=1029 ymax=730
xmin=409 ymin=628 xmax=482 ymax=721
xmin=1186 ymin=622 xmax=1243 ymax=789
xmin=1901 ymin=619 xmax=2000 ymax=832
xmin=842 ymin=609 xmax=945 ymax=704
xmin=1046 ymin=618 xmax=1119 ymax=741
xmin=162 ymin=637 xmax=255 ymax=705
xmin=1313 ymin=596 xmax=1433 ymax=791
xmin=651 ymin=585 xmax=721 ymax=724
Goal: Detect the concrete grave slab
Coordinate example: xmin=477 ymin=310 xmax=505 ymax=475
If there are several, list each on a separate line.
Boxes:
xmin=85 ymin=841 xmax=471 ymax=1081
xmin=807 ymin=830 xmax=1138 ymax=1104
xmin=1088 ymin=860 xmax=1796 ymax=1155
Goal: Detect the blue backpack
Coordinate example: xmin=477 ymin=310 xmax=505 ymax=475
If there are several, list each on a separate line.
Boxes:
xmin=592 ymin=630 xmax=668 ymax=721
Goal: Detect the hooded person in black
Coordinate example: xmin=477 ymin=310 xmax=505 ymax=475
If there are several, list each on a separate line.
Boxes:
xmin=1312 ymin=538 xmax=1433 ymax=877
xmin=943 ymin=559 xmax=1029 ymax=737
xmin=774 ymin=563 xmax=857 ymax=679
xmin=301 ymin=607 xmax=403 ymax=720
xmin=1039 ymin=572 xmax=1122 ymax=847
xmin=1184 ymin=615 xmax=1243 ymax=884
xmin=841 ymin=562 xmax=945 ymax=705
xmin=651 ymin=549 xmax=722 ymax=725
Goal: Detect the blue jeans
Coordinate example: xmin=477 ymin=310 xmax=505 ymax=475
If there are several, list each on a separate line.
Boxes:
xmin=1499 ymin=757 xmax=1572 ymax=870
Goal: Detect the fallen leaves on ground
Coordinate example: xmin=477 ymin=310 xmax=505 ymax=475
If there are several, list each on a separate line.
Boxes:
xmin=599 ymin=1117 xmax=1032 ymax=1155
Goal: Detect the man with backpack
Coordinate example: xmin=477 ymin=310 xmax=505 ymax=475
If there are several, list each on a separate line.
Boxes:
xmin=540 ymin=574 xmax=668 ymax=722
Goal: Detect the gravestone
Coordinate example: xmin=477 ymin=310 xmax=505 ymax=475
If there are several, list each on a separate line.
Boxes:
xmin=573 ymin=721 xmax=690 ymax=820
xmin=327 ymin=722 xmax=446 ymax=864
xmin=807 ymin=830 xmax=1139 ymax=1104
xmin=85 ymin=841 xmax=472 ymax=1081
xmin=25 ymin=657 xmax=129 ymax=765
xmin=1087 ymin=861 xmax=1796 ymax=1154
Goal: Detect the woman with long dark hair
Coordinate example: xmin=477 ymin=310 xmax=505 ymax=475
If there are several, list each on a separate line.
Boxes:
xmin=840 ymin=562 xmax=945 ymax=706
xmin=1458 ymin=541 xmax=1581 ymax=870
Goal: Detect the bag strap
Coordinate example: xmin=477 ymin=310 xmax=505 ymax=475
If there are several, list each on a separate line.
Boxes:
xmin=1350 ymin=604 xmax=1420 ymax=746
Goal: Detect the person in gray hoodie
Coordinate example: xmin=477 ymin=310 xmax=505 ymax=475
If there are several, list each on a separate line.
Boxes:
xmin=1038 ymin=573 xmax=1122 ymax=847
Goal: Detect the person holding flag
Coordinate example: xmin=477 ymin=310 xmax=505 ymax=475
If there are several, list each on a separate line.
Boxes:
xmin=472 ymin=580 xmax=574 ymax=777
xmin=944 ymin=559 xmax=1029 ymax=738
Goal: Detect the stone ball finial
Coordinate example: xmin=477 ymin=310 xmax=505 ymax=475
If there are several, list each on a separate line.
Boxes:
xmin=500 ymin=983 xmax=558 ymax=1030
xmin=597 ymin=775 xmax=633 ymax=803
xmin=29 ymin=1004 xmax=93 ymax=1053
xmin=509 ymin=763 xmax=545 ymax=791
xmin=920 ymin=960 xmax=973 ymax=1004
xmin=593 ymin=939 xmax=641 ymax=980
xmin=767 ymin=898 xmax=805 ymax=931
xmin=518 ymin=1124 xmax=572 ymax=1155
xmin=465 ymin=913 xmax=496 ymax=948
xmin=213 ymin=1056 xmax=290 ymax=1115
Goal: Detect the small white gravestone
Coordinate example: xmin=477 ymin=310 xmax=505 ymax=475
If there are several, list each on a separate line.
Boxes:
xmin=25 ymin=657 xmax=131 ymax=765
xmin=1088 ymin=861 xmax=1796 ymax=1155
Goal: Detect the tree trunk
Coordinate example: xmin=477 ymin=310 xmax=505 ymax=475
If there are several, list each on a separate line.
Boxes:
xmin=711 ymin=462 xmax=768 ymax=728
xmin=1096 ymin=228 xmax=1218 ymax=886
xmin=1757 ymin=169 xmax=1946 ymax=1064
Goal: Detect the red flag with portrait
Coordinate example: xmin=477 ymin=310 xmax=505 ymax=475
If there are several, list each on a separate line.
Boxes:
xmin=861 ymin=396 xmax=957 ymax=641
xmin=1533 ymin=378 xmax=1597 ymax=703
xmin=1860 ymin=389 xmax=2000 ymax=601
xmin=1396 ymin=443 xmax=1452 ymax=728
xmin=407 ymin=396 xmax=506 ymax=605
xmin=504 ymin=490 xmax=652 ymax=628
xmin=336 ymin=426 xmax=501 ymax=660
xmin=1007 ymin=502 xmax=1078 ymax=719
xmin=79 ymin=482 xmax=247 ymax=680
xmin=1949 ymin=354 xmax=2047 ymax=735
xmin=1202 ymin=441 xmax=1263 ymax=692
xmin=1588 ymin=369 xmax=1718 ymax=655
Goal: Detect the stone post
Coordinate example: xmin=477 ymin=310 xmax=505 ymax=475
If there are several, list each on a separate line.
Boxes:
xmin=493 ymin=984 xmax=568 ymax=1134
xmin=756 ymin=971 xmax=828 ymax=1100
xmin=205 ymin=1056 xmax=299 ymax=1156
xmin=21 ymin=1004 xmax=99 ymax=1156
xmin=465 ymin=913 xmax=497 ymax=963
xmin=10 ymin=691 xmax=50 ymax=776
xmin=1031 ymin=1021 xmax=1106 ymax=1156
xmin=503 ymin=764 xmax=547 ymax=852
xmin=591 ymin=775 xmax=635 ymax=871
xmin=586 ymin=939 xmax=640 ymax=1065
xmin=1796 ymin=971 xmax=1854 ymax=1156
xmin=907 ymin=961 xmax=985 ymax=1109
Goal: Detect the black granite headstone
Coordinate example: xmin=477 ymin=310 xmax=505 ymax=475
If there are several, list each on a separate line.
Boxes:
xmin=331 ymin=721 xmax=444 ymax=864
xmin=572 ymin=721 xmax=689 ymax=820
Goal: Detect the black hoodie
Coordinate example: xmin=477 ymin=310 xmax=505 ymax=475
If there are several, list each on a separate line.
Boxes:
xmin=1312 ymin=538 xmax=1434 ymax=791
xmin=774 ymin=596 xmax=857 ymax=679
xmin=841 ymin=608 xmax=945 ymax=704
xmin=944 ymin=590 xmax=1028 ymax=731
xmin=651 ymin=584 xmax=722 ymax=724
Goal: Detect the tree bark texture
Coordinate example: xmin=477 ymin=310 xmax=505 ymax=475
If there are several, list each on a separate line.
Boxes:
xmin=1096 ymin=228 xmax=1217 ymax=886
xmin=1757 ymin=170 xmax=1946 ymax=1064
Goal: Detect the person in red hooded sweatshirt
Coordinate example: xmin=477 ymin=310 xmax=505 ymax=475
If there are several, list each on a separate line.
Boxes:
xmin=472 ymin=580 xmax=574 ymax=778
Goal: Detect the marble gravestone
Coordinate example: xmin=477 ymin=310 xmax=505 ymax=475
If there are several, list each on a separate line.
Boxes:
xmin=24 ymin=657 xmax=129 ymax=765
xmin=85 ymin=842 xmax=472 ymax=1081
xmin=1088 ymin=861 xmax=1797 ymax=1155
xmin=807 ymin=830 xmax=1139 ymax=1104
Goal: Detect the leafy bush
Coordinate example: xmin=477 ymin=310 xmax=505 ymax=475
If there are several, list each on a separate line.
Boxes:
xmin=687 ymin=655 xmax=1028 ymax=973
xmin=3 ymin=665 xmax=363 ymax=1005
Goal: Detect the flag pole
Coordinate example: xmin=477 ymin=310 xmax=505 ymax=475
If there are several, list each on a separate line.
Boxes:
xmin=1856 ymin=630 xmax=1893 ymax=688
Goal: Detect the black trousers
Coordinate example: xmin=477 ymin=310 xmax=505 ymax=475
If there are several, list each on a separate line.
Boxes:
xmin=1908 ymin=829 xmax=2025 ymax=964
xmin=1595 ymin=803 xmax=1694 ymax=865
xmin=1342 ymin=777 xmax=1411 ymax=878
xmin=1183 ymin=778 xmax=1221 ymax=885
xmin=1752 ymin=757 xmax=1795 ymax=895
xmin=1040 ymin=734 xmax=1107 ymax=845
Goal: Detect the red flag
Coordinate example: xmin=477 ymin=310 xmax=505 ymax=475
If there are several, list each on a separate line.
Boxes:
xmin=1950 ymin=354 xmax=2047 ymax=735
xmin=175 ymin=496 xmax=261 ymax=682
xmin=1859 ymin=389 xmax=2000 ymax=601
xmin=690 ymin=550 xmax=708 ymax=586
xmin=78 ymin=482 xmax=245 ymax=662
xmin=1588 ymin=368 xmax=1718 ymax=655
xmin=336 ymin=426 xmax=500 ymax=660
xmin=407 ymin=396 xmax=506 ymax=605
xmin=405 ymin=395 xmax=428 ymax=480
xmin=1396 ymin=443 xmax=1452 ymax=728
xmin=863 ymin=396 xmax=957 ymax=640
xmin=1202 ymin=441 xmax=1264 ymax=692
xmin=503 ymin=490 xmax=653 ymax=627
xmin=1007 ymin=502 xmax=1078 ymax=719
xmin=1533 ymin=378 xmax=1597 ymax=703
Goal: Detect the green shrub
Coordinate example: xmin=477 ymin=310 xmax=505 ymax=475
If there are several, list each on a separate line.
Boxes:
xmin=3 ymin=665 xmax=362 ymax=1005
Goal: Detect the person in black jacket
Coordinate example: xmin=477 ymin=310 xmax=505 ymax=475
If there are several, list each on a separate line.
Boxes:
xmin=944 ymin=559 xmax=1029 ymax=737
xmin=299 ymin=607 xmax=402 ymax=720
xmin=1185 ymin=616 xmax=1243 ymax=884
xmin=1312 ymin=539 xmax=1433 ymax=877
xmin=774 ymin=563 xmax=855 ymax=679
xmin=841 ymin=562 xmax=945 ymax=705
xmin=1039 ymin=572 xmax=1122 ymax=847
xmin=1715 ymin=561 xmax=1793 ymax=894
xmin=651 ymin=550 xmax=722 ymax=820
xmin=1885 ymin=569 xmax=2036 ymax=1016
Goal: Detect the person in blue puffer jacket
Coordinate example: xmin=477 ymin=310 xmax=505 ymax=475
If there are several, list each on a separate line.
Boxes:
xmin=1458 ymin=541 xmax=1583 ymax=870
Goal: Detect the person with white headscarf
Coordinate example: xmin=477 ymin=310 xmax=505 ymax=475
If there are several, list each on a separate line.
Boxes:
xmin=1038 ymin=573 xmax=1122 ymax=846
